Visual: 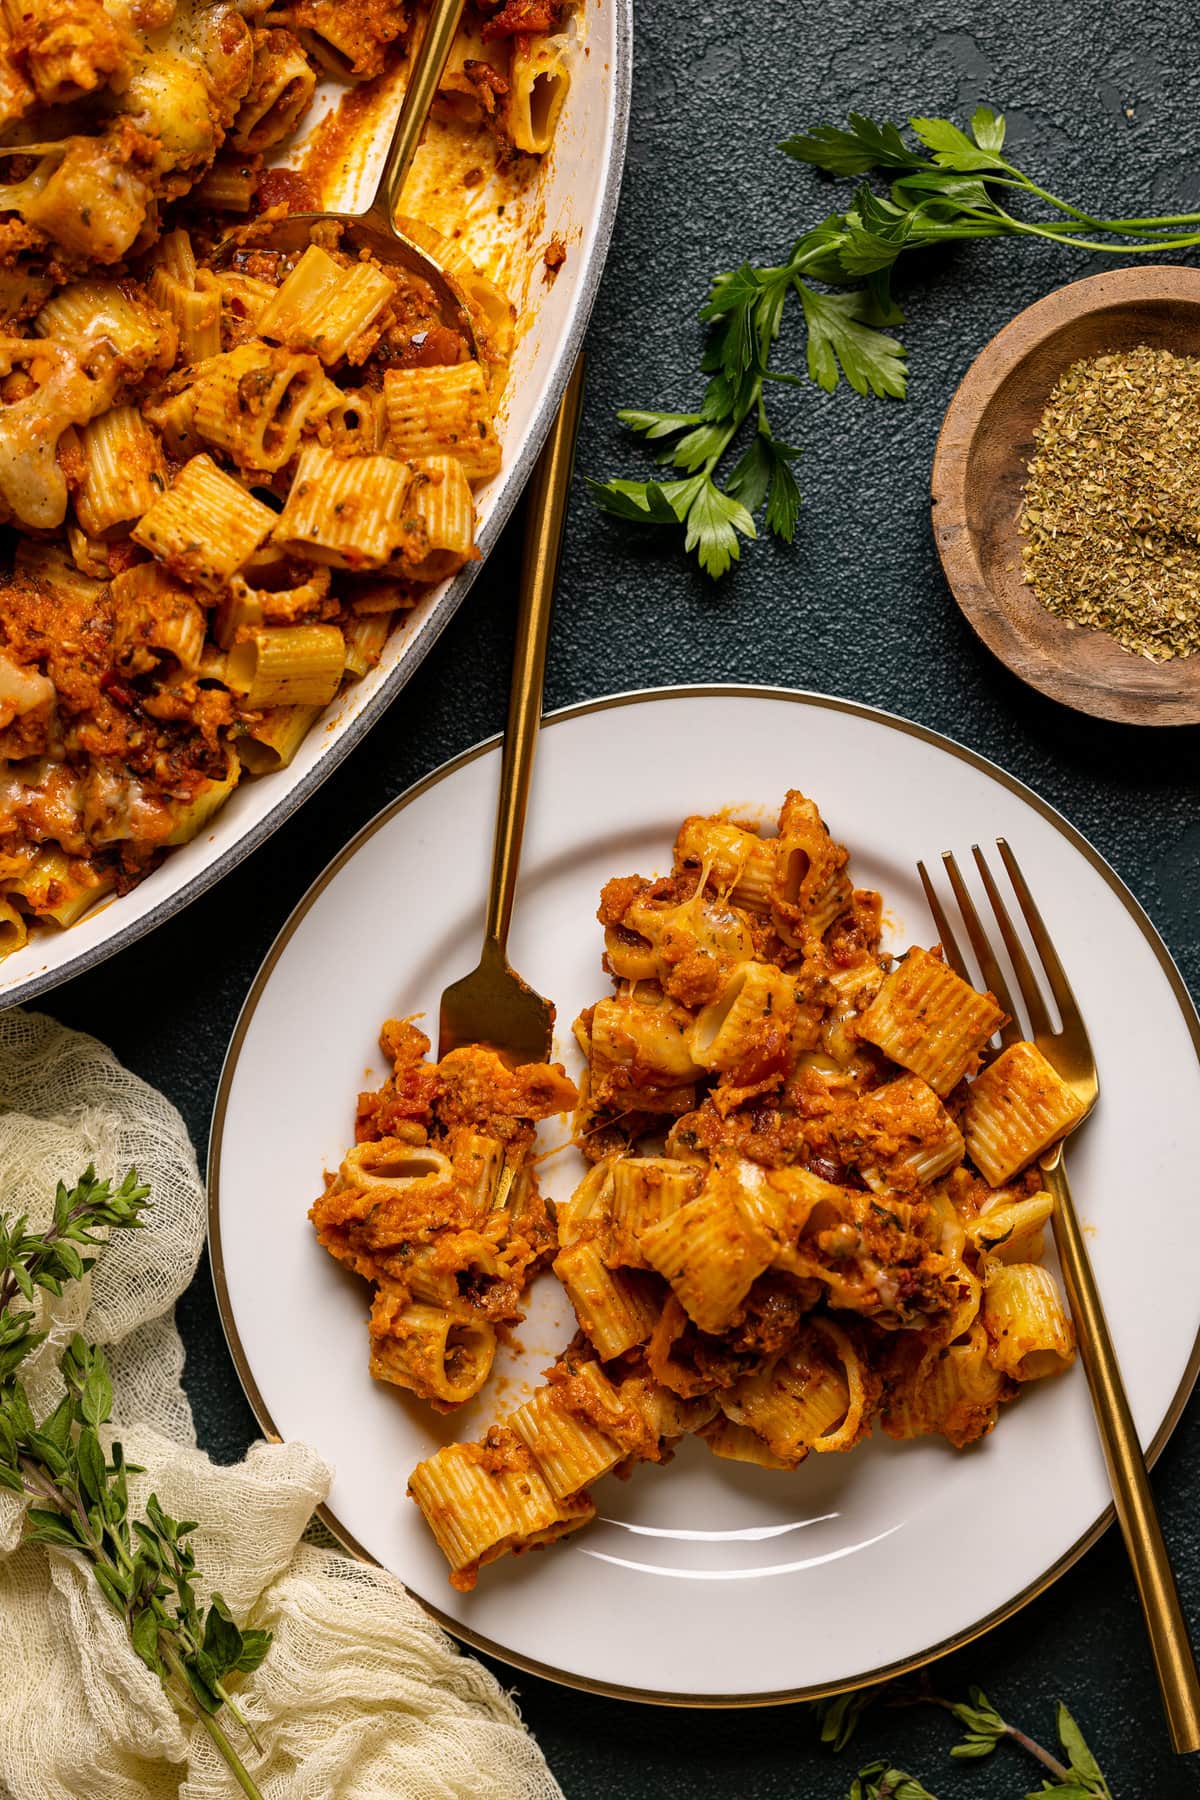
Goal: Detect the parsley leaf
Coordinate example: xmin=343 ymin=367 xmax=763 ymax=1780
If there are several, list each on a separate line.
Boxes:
xmin=683 ymin=479 xmax=756 ymax=577
xmin=798 ymin=285 xmax=908 ymax=396
xmin=781 ymin=114 xmax=928 ymax=175
xmin=910 ymin=114 xmax=1009 ymax=172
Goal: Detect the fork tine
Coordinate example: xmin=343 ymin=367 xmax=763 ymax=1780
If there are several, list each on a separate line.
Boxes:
xmin=996 ymin=838 xmax=1084 ymax=1033
xmin=917 ymin=859 xmax=970 ymax=982
xmin=972 ymin=843 xmax=1054 ymax=1041
xmin=941 ymin=853 xmax=1023 ymax=1042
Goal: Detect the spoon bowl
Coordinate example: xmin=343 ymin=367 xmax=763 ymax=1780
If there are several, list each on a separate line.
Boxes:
xmin=213 ymin=0 xmax=477 ymax=352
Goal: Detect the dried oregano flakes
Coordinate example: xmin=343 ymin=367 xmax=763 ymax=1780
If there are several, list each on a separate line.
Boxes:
xmin=1020 ymin=344 xmax=1200 ymax=661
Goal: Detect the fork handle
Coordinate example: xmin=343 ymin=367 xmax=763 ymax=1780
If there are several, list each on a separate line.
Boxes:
xmin=1045 ymin=1145 xmax=1200 ymax=1752
xmin=483 ymin=358 xmax=586 ymax=952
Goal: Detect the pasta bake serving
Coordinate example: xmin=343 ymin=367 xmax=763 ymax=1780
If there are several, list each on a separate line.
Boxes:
xmin=0 ymin=0 xmax=579 ymax=956
xmin=338 ymin=789 xmax=1084 ymax=1590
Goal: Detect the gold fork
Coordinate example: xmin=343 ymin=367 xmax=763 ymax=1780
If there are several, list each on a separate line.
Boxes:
xmin=437 ymin=356 xmax=585 ymax=1069
xmin=918 ymin=840 xmax=1200 ymax=1753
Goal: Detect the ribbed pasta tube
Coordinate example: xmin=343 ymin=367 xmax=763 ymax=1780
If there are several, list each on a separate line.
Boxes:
xmin=673 ymin=815 xmax=777 ymax=914
xmin=589 ymin=986 xmax=703 ymax=1089
xmin=718 ymin=1325 xmax=859 ymax=1466
xmin=147 ymin=232 xmax=222 ymax=365
xmin=75 ymin=407 xmax=167 ymax=538
xmin=982 ymin=1261 xmax=1075 ymax=1381
xmin=701 ymin=1416 xmax=796 ymax=1469
xmin=343 ymin=611 xmax=392 ymax=679
xmin=133 ymin=454 xmax=277 ymax=588
xmin=395 ymin=455 xmax=476 ymax=584
xmin=407 ymin=1434 xmax=594 ymax=1590
xmin=382 ymin=361 xmax=501 ymax=483
xmin=162 ymin=750 xmax=241 ymax=846
xmin=616 ymin=1373 xmax=719 ymax=1448
xmin=451 ymin=1131 xmax=506 ymax=1216
xmin=36 ymin=279 xmax=176 ymax=370
xmin=0 ymin=897 xmax=28 ymax=958
xmin=853 ymin=1074 xmax=965 ymax=1192
xmin=689 ymin=959 xmax=797 ymax=1074
xmin=369 ymin=1290 xmax=496 ymax=1408
xmin=256 ymin=244 xmax=395 ymax=366
xmin=508 ymin=31 xmax=571 ymax=154
xmin=554 ymin=1157 xmax=616 ymax=1253
xmin=186 ymin=343 xmax=334 ymax=473
xmin=329 ymin=387 xmax=387 ymax=457
xmin=339 ymin=1137 xmax=453 ymax=1198
xmin=857 ymin=946 xmax=1007 ymax=1096
xmin=969 ymin=1188 xmax=1054 ymax=1265
xmin=210 ymin=270 xmax=277 ymax=343
xmin=508 ymin=1384 xmax=623 ymax=1500
xmin=238 ymin=704 xmax=322 ymax=774
xmin=770 ymin=788 xmax=852 ymax=946
xmin=231 ymin=26 xmax=316 ymax=151
xmin=215 ymin=559 xmax=331 ymax=647
xmin=404 ymin=1231 xmax=502 ymax=1309
xmin=640 ymin=1157 xmax=780 ymax=1335
xmin=2 ymin=0 xmax=132 ymax=105
xmin=882 ymin=1321 xmax=1010 ymax=1448
xmin=609 ymin=1156 xmax=702 ymax=1266
xmin=191 ymin=156 xmax=259 ymax=214
xmin=273 ymin=443 xmax=413 ymax=569
xmin=8 ymin=848 xmax=114 ymax=927
xmin=434 ymin=17 xmax=496 ymax=124
xmin=964 ymin=1040 xmax=1088 ymax=1186
xmin=553 ymin=1239 xmax=660 ymax=1360
xmin=110 ymin=563 xmax=206 ymax=676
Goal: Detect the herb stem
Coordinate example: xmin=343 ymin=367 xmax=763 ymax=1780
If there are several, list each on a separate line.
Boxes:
xmin=163 ymin=1645 xmax=265 ymax=1800
xmin=215 ymin=1680 xmax=265 ymax=1756
xmin=1095 ymin=211 xmax=1200 ymax=228
xmin=919 ymin=1693 xmax=1073 ymax=1783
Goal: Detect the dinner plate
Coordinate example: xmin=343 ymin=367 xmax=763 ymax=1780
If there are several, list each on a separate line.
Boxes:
xmin=0 ymin=5 xmax=632 ymax=1009
xmin=209 ymin=686 xmax=1200 ymax=1704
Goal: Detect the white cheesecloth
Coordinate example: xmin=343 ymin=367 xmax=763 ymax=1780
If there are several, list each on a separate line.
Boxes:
xmin=0 ymin=1008 xmax=565 ymax=1800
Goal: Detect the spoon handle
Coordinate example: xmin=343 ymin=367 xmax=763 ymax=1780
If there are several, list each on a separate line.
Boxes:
xmin=370 ymin=0 xmax=468 ymax=229
xmin=484 ymin=357 xmax=586 ymax=951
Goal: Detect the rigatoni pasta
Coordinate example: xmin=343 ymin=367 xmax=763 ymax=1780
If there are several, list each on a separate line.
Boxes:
xmin=394 ymin=790 xmax=1082 ymax=1589
xmin=0 ymin=2 xmax=580 ymax=957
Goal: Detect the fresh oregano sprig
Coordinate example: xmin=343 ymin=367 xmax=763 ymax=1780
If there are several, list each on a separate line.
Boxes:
xmin=0 ymin=1166 xmax=150 ymax=1382
xmin=592 ymin=104 xmax=1200 ymax=577
xmin=813 ymin=1680 xmax=1115 ymax=1798
xmin=0 ymin=1171 xmax=272 ymax=1800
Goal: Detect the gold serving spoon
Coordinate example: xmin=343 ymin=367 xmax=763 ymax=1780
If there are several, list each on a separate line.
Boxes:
xmin=217 ymin=0 xmax=477 ymax=349
xmin=438 ymin=357 xmax=586 ymax=1067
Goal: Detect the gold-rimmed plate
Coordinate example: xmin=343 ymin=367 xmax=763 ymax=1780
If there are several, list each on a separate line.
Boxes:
xmin=208 ymin=685 xmax=1200 ymax=1704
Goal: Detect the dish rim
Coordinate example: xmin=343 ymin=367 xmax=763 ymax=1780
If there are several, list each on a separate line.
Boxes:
xmin=206 ymin=680 xmax=1200 ymax=1709
xmin=0 ymin=5 xmax=634 ymax=1012
xmin=930 ymin=263 xmax=1200 ymax=727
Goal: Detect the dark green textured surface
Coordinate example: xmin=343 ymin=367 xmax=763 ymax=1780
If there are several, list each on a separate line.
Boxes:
xmin=43 ymin=1 xmax=1200 ymax=1793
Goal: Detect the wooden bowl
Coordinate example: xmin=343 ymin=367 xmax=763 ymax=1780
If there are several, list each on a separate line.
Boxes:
xmin=931 ymin=266 xmax=1200 ymax=725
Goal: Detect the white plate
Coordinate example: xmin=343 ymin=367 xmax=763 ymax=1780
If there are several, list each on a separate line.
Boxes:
xmin=0 ymin=8 xmax=631 ymax=1009
xmin=210 ymin=687 xmax=1200 ymax=1703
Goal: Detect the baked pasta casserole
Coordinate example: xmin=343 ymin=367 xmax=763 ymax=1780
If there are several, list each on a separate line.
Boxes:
xmin=0 ymin=0 xmax=579 ymax=954
xmin=376 ymin=790 xmax=1086 ymax=1589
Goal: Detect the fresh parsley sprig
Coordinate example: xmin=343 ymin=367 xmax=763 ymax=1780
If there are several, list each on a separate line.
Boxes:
xmin=0 ymin=1170 xmax=272 ymax=1800
xmin=593 ymin=105 xmax=1200 ymax=577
